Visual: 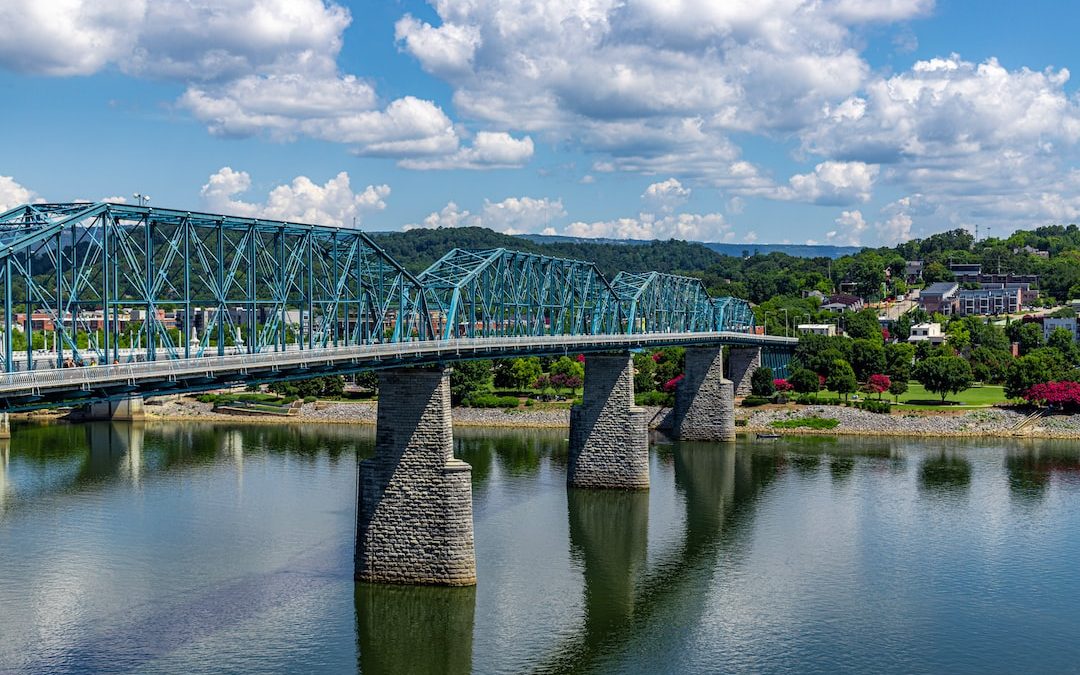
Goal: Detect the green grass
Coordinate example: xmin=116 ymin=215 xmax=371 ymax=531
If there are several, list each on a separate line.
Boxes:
xmin=769 ymin=416 xmax=840 ymax=430
xmin=802 ymin=382 xmax=1009 ymax=411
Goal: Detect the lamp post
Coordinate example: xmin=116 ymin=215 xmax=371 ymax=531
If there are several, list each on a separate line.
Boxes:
xmin=133 ymin=193 xmax=151 ymax=207
xmin=781 ymin=308 xmax=789 ymax=336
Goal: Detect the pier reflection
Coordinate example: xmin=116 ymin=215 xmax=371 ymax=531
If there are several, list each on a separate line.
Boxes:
xmin=355 ymin=583 xmax=476 ymax=675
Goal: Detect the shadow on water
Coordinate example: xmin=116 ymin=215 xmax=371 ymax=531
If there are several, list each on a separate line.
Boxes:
xmin=355 ymin=584 xmax=476 ymax=675
xmin=919 ymin=451 xmax=973 ymax=493
xmin=1005 ymin=442 xmax=1080 ymax=502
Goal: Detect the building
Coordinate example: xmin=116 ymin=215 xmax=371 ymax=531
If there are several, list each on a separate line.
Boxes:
xmin=907 ymin=322 xmax=946 ymax=345
xmin=948 ymin=262 xmax=982 ymax=282
xmin=957 ymin=287 xmax=1021 ymax=316
xmin=919 ymin=282 xmax=960 ymax=315
xmin=822 ymin=293 xmax=864 ymax=313
xmin=979 ymin=282 xmax=1037 ymax=307
xmin=905 ymin=260 xmax=923 ymax=283
xmin=1044 ymin=317 xmax=1078 ymax=343
xmin=798 ymin=323 xmax=837 ymax=336
xmin=1013 ymin=244 xmax=1050 ymax=259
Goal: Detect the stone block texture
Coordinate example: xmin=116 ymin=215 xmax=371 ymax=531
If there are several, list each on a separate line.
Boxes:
xmin=674 ymin=347 xmax=735 ymax=441
xmin=355 ymin=367 xmax=476 ymax=586
xmin=568 ymin=353 xmax=649 ymax=489
xmin=728 ymin=346 xmax=762 ymax=397
xmin=86 ymin=395 xmax=145 ymax=421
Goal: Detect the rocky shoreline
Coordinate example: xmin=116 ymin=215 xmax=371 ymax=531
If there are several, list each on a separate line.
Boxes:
xmin=125 ymin=396 xmax=1080 ymax=438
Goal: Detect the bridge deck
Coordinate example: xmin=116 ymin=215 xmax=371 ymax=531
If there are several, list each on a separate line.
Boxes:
xmin=0 ymin=332 xmax=795 ymax=412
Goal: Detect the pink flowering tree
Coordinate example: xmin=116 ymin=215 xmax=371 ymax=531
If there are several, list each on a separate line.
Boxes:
xmin=865 ymin=374 xmax=892 ymax=399
xmin=773 ymin=378 xmax=794 ymax=392
xmin=1024 ymin=381 xmax=1080 ymax=409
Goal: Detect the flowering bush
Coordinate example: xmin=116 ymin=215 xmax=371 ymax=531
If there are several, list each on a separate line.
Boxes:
xmin=576 ymin=353 xmax=585 ymax=363
xmin=773 ymin=378 xmax=794 ymax=392
xmin=818 ymin=374 xmax=827 ymax=388
xmin=663 ymin=374 xmax=684 ymax=392
xmin=1024 ymin=381 xmax=1080 ymax=408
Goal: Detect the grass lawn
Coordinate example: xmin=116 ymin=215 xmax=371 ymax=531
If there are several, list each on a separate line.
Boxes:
xmin=805 ymin=382 xmax=1010 ymax=410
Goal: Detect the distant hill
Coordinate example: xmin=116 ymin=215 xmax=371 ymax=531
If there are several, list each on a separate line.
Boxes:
xmin=518 ymin=234 xmax=860 ymax=259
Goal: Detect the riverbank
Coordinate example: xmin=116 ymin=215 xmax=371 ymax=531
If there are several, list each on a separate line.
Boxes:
xmin=19 ymin=395 xmax=1080 ymax=438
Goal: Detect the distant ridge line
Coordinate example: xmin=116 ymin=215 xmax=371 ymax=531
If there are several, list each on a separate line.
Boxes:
xmin=516 ymin=233 xmax=862 ymax=259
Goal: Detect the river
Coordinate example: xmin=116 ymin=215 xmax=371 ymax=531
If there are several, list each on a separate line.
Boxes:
xmin=1 ymin=422 xmax=1079 ymax=674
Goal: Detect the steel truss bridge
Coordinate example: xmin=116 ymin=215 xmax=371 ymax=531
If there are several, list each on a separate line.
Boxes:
xmin=0 ymin=202 xmax=793 ymax=410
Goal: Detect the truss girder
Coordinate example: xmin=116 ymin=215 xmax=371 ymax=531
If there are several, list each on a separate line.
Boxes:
xmin=612 ymin=271 xmax=717 ymax=334
xmin=0 ymin=203 xmax=432 ymax=371
xmin=418 ymin=248 xmax=620 ymax=339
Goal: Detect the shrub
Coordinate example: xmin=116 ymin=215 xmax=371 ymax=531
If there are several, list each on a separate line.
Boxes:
xmin=773 ymin=378 xmax=794 ymax=392
xmin=463 ymin=394 xmax=520 ymax=408
xmin=303 ymin=396 xmax=317 ymax=403
xmin=1024 ymin=381 xmax=1080 ymax=409
xmin=751 ymin=367 xmax=776 ymax=396
xmin=854 ymin=400 xmax=891 ymax=414
xmin=742 ymin=395 xmax=770 ymax=407
xmin=769 ymin=416 xmax=840 ymax=430
xmin=636 ymin=390 xmax=674 ymax=406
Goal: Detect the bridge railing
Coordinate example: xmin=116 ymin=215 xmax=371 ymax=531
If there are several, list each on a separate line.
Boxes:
xmin=0 ymin=332 xmax=796 ymax=396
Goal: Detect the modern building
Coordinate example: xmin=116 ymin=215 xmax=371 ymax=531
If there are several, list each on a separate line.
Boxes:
xmin=948 ymin=262 xmax=982 ymax=282
xmin=1044 ymin=317 xmax=1079 ymax=343
xmin=797 ymin=323 xmax=837 ymax=336
xmin=979 ymin=282 xmax=1037 ymax=307
xmin=822 ymin=293 xmax=864 ymax=313
xmin=907 ymin=322 xmax=946 ymax=345
xmin=957 ymin=287 xmax=1022 ymax=316
xmin=919 ymin=282 xmax=960 ymax=315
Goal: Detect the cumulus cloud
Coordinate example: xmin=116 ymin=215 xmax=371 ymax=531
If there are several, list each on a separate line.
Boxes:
xmin=642 ymin=178 xmax=691 ymax=212
xmin=405 ymin=196 xmax=563 ymax=233
xmin=826 ymin=210 xmax=868 ymax=246
xmin=398 ymin=131 xmax=534 ymax=170
xmin=564 ymin=212 xmax=731 ymax=241
xmin=775 ymin=161 xmax=879 ymax=205
xmin=200 ymin=167 xmax=389 ymax=227
xmin=0 ymin=175 xmax=38 ymax=211
xmin=826 ymin=200 xmax=915 ymax=246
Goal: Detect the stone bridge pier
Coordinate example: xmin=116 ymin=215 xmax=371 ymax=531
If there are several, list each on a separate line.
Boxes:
xmin=568 ymin=352 xmax=649 ymax=489
xmin=355 ymin=366 xmax=476 ymax=586
xmin=673 ymin=346 xmax=736 ymax=441
xmin=727 ymin=346 xmax=762 ymax=397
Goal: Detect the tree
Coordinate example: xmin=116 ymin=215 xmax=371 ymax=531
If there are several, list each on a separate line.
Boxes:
xmin=969 ymin=346 xmax=1012 ymax=384
xmin=506 ymin=357 xmax=543 ymax=391
xmin=633 ymin=352 xmax=658 ymax=393
xmin=884 ymin=342 xmax=915 ymax=381
xmin=1047 ymin=327 xmax=1079 ymax=366
xmin=751 ymin=366 xmax=775 ymax=397
xmin=865 ymin=374 xmax=891 ymax=399
xmin=450 ymin=360 xmax=492 ymax=404
xmin=843 ymin=309 xmax=883 ymax=342
xmin=826 ymin=359 xmax=857 ymax=400
xmin=354 ymin=371 xmax=379 ymax=393
xmin=789 ymin=367 xmax=821 ymax=394
xmin=550 ymin=355 xmax=585 ymax=382
xmin=888 ymin=378 xmax=909 ymax=403
xmin=1007 ymin=321 xmax=1044 ymax=355
xmin=912 ymin=356 xmax=973 ymax=402
xmin=922 ymin=261 xmax=954 ymax=283
xmin=850 ymin=339 xmax=886 ymax=382
xmin=1004 ymin=353 xmax=1058 ymax=399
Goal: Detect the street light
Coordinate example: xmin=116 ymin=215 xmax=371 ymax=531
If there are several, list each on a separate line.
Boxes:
xmin=133 ymin=193 xmax=151 ymax=207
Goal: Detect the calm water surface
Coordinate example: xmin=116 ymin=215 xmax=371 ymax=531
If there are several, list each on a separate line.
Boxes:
xmin=2 ymin=422 xmax=1080 ymax=673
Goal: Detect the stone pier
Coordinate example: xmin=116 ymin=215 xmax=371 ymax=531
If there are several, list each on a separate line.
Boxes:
xmin=0 ymin=413 xmax=9 ymax=439
xmin=568 ymin=352 xmax=649 ymax=489
xmin=84 ymin=395 xmax=145 ymax=421
xmin=355 ymin=367 xmax=476 ymax=586
xmin=727 ymin=346 xmax=762 ymax=397
xmin=673 ymin=346 xmax=735 ymax=441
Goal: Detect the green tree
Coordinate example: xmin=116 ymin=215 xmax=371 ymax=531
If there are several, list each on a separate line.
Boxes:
xmin=789 ymin=368 xmax=820 ymax=394
xmin=550 ymin=355 xmax=585 ymax=382
xmin=506 ymin=357 xmax=543 ymax=391
xmin=633 ymin=352 xmax=657 ymax=393
xmin=888 ymin=378 xmax=909 ymax=403
xmin=1047 ymin=327 xmax=1079 ymax=366
xmin=912 ymin=356 xmax=973 ymax=402
xmin=922 ymin=261 xmax=954 ymax=283
xmin=1007 ymin=321 xmax=1044 ymax=355
xmin=1003 ymin=349 xmax=1067 ymax=399
xmin=884 ymin=342 xmax=915 ymax=381
xmin=968 ymin=346 xmax=1012 ymax=384
xmin=850 ymin=338 xmax=886 ymax=382
xmin=843 ymin=309 xmax=883 ymax=342
xmin=450 ymin=360 xmax=493 ymax=404
xmin=826 ymin=359 xmax=857 ymax=401
xmin=751 ymin=366 xmax=775 ymax=397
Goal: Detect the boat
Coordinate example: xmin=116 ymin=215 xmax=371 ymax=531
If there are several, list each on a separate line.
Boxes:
xmin=756 ymin=432 xmax=782 ymax=439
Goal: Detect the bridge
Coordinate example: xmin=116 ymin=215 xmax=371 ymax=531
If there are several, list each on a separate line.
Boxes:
xmin=0 ymin=201 xmax=796 ymax=586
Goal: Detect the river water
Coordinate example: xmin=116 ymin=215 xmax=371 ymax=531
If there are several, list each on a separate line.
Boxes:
xmin=2 ymin=422 xmax=1080 ymax=674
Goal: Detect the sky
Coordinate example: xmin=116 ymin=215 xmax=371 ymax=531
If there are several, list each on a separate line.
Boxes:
xmin=0 ymin=0 xmax=1078 ymax=247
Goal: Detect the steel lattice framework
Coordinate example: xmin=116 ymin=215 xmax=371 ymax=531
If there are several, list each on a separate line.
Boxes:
xmin=0 ymin=202 xmax=764 ymax=375
xmin=0 ymin=203 xmax=432 ymax=371
xmin=419 ymin=248 xmax=620 ymax=339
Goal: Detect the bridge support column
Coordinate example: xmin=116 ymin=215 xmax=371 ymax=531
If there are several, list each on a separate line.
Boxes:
xmin=355 ymin=367 xmax=476 ymax=586
xmin=0 ymin=413 xmax=9 ymax=439
xmin=84 ymin=396 xmax=145 ymax=422
xmin=673 ymin=347 xmax=735 ymax=441
xmin=728 ymin=346 xmax=761 ymax=397
xmin=568 ymin=353 xmax=649 ymax=489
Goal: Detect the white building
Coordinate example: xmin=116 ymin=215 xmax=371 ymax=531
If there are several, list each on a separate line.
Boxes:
xmin=908 ymin=322 xmax=946 ymax=345
xmin=1044 ymin=317 xmax=1079 ymax=343
xmin=798 ymin=323 xmax=837 ymax=337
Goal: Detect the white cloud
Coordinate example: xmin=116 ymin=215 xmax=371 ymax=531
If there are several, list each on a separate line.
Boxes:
xmin=826 ymin=200 xmax=915 ymax=246
xmin=398 ymin=131 xmax=534 ymax=170
xmin=642 ymin=178 xmax=691 ymax=212
xmin=0 ymin=175 xmax=38 ymax=210
xmin=405 ymin=196 xmax=563 ymax=233
xmin=827 ymin=210 xmax=868 ymax=246
xmin=200 ymin=167 xmax=389 ymax=227
xmin=564 ymin=211 xmax=730 ymax=241
xmin=775 ymin=161 xmax=879 ymax=205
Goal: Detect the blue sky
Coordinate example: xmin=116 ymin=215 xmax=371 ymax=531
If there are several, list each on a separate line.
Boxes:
xmin=1 ymin=0 xmax=1078 ymax=246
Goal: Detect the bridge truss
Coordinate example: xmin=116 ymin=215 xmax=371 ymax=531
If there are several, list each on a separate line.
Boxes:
xmin=0 ymin=201 xmax=768 ymax=375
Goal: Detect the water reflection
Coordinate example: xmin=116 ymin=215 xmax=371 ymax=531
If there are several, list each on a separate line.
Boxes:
xmin=1005 ymin=445 xmax=1080 ymax=501
xmin=919 ymin=451 xmax=973 ymax=492
xmin=355 ymin=584 xmax=476 ymax=675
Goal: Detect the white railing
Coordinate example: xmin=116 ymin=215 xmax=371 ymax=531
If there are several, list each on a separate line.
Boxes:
xmin=0 ymin=331 xmax=796 ymax=397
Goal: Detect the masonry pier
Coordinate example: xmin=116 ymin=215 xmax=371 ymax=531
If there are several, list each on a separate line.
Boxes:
xmin=727 ymin=346 xmax=761 ymax=397
xmin=568 ymin=352 xmax=650 ymax=489
xmin=673 ymin=347 xmax=736 ymax=441
xmin=84 ymin=395 xmax=146 ymax=422
xmin=355 ymin=367 xmax=476 ymax=586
